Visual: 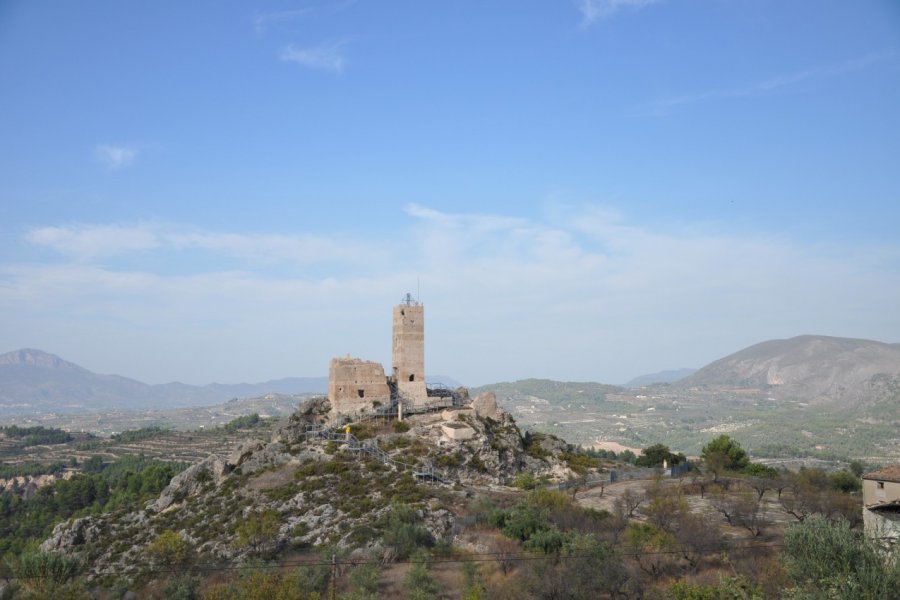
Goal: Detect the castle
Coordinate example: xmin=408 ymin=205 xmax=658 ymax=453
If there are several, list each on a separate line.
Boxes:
xmin=328 ymin=294 xmax=458 ymax=419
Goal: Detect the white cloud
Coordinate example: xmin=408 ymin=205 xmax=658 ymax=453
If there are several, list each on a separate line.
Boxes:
xmin=651 ymin=51 xmax=895 ymax=115
xmin=577 ymin=0 xmax=663 ymax=26
xmin=6 ymin=206 xmax=900 ymax=386
xmin=26 ymin=224 xmax=161 ymax=260
xmin=280 ymin=40 xmax=349 ymax=74
xmin=95 ymin=145 xmax=137 ymax=170
xmin=25 ymin=223 xmax=389 ymax=268
xmin=252 ymin=8 xmax=312 ymax=34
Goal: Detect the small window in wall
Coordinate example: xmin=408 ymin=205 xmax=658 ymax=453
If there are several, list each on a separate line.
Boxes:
xmin=357 ymin=389 xmax=365 ymax=398
xmin=409 ymin=374 xmax=415 ymax=382
xmin=878 ymin=481 xmax=885 ymax=489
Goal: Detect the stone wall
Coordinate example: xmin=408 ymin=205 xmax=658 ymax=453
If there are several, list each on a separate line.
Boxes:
xmin=392 ymin=303 xmax=427 ymax=404
xmin=328 ymin=357 xmax=391 ymax=416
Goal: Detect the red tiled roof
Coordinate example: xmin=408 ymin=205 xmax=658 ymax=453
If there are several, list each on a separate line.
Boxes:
xmin=864 ymin=465 xmax=900 ymax=483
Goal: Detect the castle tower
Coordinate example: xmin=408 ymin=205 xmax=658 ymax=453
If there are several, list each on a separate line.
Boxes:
xmin=392 ymin=293 xmax=427 ymax=405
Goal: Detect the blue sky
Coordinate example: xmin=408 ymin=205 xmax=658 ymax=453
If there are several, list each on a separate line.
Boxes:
xmin=1 ymin=0 xmax=899 ymax=387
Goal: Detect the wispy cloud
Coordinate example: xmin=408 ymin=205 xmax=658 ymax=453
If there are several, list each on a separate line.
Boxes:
xmin=25 ymin=223 xmax=387 ymax=267
xmin=252 ymin=8 xmax=312 ymax=34
xmin=26 ymin=224 xmax=161 ymax=260
xmin=651 ymin=51 xmax=895 ymax=115
xmin=577 ymin=0 xmax=663 ymax=26
xmin=280 ymin=40 xmax=349 ymax=74
xmin=7 ymin=206 xmax=900 ymax=385
xmin=95 ymin=145 xmax=137 ymax=170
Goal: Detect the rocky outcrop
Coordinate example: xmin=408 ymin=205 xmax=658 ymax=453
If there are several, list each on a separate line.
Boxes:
xmin=471 ymin=392 xmax=501 ymax=420
xmin=149 ymin=454 xmax=229 ymax=512
xmin=41 ymin=516 xmax=101 ymax=552
xmin=0 ymin=471 xmax=75 ymax=498
xmin=37 ymin=393 xmax=587 ymax=580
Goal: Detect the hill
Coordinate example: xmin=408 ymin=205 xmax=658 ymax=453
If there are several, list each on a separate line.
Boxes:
xmin=0 ymin=349 xmax=327 ymax=416
xmin=674 ymin=335 xmax=900 ymax=405
xmin=623 ymin=368 xmax=696 ymax=388
xmin=471 ymin=338 xmax=900 ymax=462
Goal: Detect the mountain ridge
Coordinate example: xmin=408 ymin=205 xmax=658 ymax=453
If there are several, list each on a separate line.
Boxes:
xmin=673 ymin=334 xmax=900 ymax=404
xmin=0 ymin=349 xmax=328 ymax=415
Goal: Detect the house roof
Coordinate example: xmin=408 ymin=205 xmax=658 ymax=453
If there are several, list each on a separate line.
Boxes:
xmin=864 ymin=465 xmax=900 ymax=483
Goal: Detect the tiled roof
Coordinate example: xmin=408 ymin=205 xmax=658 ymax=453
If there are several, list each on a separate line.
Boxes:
xmin=864 ymin=465 xmax=900 ymax=483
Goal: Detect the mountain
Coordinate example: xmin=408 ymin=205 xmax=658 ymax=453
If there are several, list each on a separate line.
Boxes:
xmin=0 ymin=349 xmax=327 ymax=416
xmin=674 ymin=335 xmax=900 ymax=404
xmin=623 ymin=368 xmax=696 ymax=388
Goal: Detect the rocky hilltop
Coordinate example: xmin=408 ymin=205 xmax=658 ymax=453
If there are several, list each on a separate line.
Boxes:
xmin=674 ymin=335 xmax=900 ymax=404
xmin=41 ymin=394 xmax=589 ymax=580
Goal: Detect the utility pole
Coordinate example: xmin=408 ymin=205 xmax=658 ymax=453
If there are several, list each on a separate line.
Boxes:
xmin=330 ymin=553 xmax=337 ymax=600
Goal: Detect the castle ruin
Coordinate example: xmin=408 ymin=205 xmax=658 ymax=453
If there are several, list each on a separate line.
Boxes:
xmin=329 ymin=294 xmax=449 ymax=419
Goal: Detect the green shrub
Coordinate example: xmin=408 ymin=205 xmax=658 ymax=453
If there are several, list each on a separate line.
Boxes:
xmin=392 ymin=420 xmax=411 ymax=433
xmin=514 ymin=472 xmax=538 ymax=490
xmin=381 ymin=504 xmax=434 ymax=559
xmin=467 ymin=455 xmax=487 ymax=473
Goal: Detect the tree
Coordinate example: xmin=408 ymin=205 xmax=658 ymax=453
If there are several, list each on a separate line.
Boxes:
xmin=147 ymin=530 xmax=192 ymax=572
xmin=710 ymin=491 xmax=765 ymax=535
xmin=235 ymin=509 xmax=280 ymax=557
xmin=405 ymin=551 xmax=439 ymax=600
xmin=634 ymin=443 xmax=685 ymax=468
xmin=614 ymin=488 xmax=645 ymax=518
xmin=701 ymin=435 xmax=749 ymax=474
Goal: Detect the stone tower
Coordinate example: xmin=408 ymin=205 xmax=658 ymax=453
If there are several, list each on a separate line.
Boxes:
xmin=392 ymin=294 xmax=427 ymax=404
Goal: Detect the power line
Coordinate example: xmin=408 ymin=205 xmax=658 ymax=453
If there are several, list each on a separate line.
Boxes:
xmin=2 ymin=540 xmax=786 ymax=581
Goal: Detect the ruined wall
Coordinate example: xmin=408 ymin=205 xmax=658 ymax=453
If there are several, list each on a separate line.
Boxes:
xmin=328 ymin=357 xmax=391 ymax=416
xmin=392 ymin=303 xmax=427 ymax=404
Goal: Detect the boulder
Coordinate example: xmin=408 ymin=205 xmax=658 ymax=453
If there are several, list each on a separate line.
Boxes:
xmin=227 ymin=439 xmax=266 ymax=468
xmin=471 ymin=392 xmax=502 ymax=420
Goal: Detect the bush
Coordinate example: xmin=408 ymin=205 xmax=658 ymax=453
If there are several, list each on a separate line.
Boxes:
xmin=381 ymin=504 xmax=434 ymax=559
xmin=392 ymin=420 xmax=411 ymax=433
xmin=783 ymin=516 xmax=900 ymax=599
xmin=514 ymin=472 xmax=538 ymax=490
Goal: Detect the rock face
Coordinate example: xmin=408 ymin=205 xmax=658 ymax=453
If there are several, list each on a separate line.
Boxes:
xmin=149 ymin=454 xmax=230 ymax=512
xmin=41 ymin=516 xmax=101 ymax=553
xmin=0 ymin=472 xmax=74 ymax=498
xmin=471 ymin=391 xmax=501 ymax=420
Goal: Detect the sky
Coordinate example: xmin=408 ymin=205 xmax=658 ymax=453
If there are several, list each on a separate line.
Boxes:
xmin=1 ymin=0 xmax=899 ymax=387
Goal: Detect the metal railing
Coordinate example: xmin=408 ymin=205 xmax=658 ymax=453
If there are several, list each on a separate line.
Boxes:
xmin=304 ymin=424 xmax=447 ymax=484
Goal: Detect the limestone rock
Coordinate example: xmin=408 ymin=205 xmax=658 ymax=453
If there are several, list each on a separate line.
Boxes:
xmin=237 ymin=441 xmax=291 ymax=475
xmin=227 ymin=439 xmax=266 ymax=468
xmin=471 ymin=392 xmax=502 ymax=420
xmin=149 ymin=454 xmax=228 ymax=512
xmin=40 ymin=516 xmax=101 ymax=553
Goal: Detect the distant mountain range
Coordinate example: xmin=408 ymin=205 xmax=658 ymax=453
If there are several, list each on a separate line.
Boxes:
xmin=673 ymin=335 xmax=900 ymax=404
xmin=0 ymin=349 xmax=328 ymax=416
xmin=0 ymin=349 xmax=463 ymax=417
xmin=623 ymin=368 xmax=697 ymax=388
xmin=3 ymin=335 xmax=898 ymax=418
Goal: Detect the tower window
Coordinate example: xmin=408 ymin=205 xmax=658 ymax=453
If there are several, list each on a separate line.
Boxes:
xmin=357 ymin=389 xmax=365 ymax=398
xmin=409 ymin=375 xmax=415 ymax=382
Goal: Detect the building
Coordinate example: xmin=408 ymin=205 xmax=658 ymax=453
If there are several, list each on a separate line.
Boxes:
xmin=862 ymin=465 xmax=900 ymax=546
xmin=392 ymin=295 xmax=427 ymax=405
xmin=327 ymin=357 xmax=391 ymax=417
xmin=328 ymin=294 xmax=435 ymax=418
